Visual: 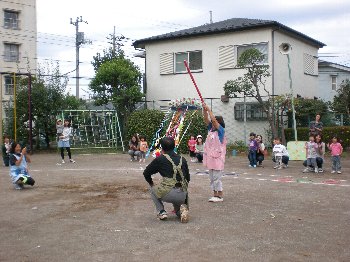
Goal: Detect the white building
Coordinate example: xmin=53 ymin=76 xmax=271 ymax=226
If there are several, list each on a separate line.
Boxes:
xmin=133 ymin=18 xmax=325 ymax=143
xmin=318 ymin=60 xmax=350 ymax=102
xmin=0 ymin=0 xmax=37 ymax=112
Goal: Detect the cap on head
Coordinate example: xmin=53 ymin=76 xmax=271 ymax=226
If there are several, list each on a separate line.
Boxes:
xmin=197 ymin=135 xmax=202 ymax=139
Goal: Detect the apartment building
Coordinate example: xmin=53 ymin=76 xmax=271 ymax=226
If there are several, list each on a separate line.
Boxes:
xmin=0 ymin=0 xmax=37 ymax=110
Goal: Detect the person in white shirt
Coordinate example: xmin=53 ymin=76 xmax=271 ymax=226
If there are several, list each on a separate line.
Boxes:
xmin=272 ymin=137 xmax=289 ymax=169
xmin=58 ymin=119 xmax=75 ymax=164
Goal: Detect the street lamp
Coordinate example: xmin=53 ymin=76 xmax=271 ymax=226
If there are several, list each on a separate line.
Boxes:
xmin=279 ymin=43 xmax=298 ymax=141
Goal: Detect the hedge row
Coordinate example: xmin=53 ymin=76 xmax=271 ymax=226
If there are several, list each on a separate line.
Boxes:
xmin=284 ymin=126 xmax=350 ymax=148
xmin=126 ymin=109 xmax=208 ymax=154
xmin=126 ymin=109 xmax=165 ymax=146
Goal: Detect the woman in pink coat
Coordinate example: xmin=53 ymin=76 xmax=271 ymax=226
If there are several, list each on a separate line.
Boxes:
xmin=202 ymin=104 xmax=226 ymax=202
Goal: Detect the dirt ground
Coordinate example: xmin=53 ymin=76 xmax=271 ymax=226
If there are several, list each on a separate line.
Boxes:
xmin=0 ymin=152 xmax=349 ymax=262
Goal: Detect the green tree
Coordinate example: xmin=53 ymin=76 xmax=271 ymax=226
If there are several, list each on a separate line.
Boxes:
xmin=91 ymin=47 xmax=125 ymax=72
xmin=89 ymin=56 xmax=144 ymax=126
xmin=223 ymin=48 xmax=278 ymax=139
xmin=332 ymin=79 xmax=350 ymax=125
xmin=292 ymin=98 xmax=330 ymax=127
xmin=11 ymin=63 xmax=82 ymax=149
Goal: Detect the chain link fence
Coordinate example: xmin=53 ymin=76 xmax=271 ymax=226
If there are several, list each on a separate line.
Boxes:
xmin=136 ymin=97 xmax=271 ymax=146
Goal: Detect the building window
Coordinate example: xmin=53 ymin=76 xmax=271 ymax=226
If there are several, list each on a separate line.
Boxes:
xmin=303 ymin=53 xmax=318 ymax=76
xmin=4 ymin=75 xmax=14 ymax=95
xmin=236 ymin=43 xmax=268 ymax=64
xmin=160 ymin=53 xmax=174 ymax=75
xmin=4 ymin=43 xmax=20 ymax=62
xmin=331 ymin=76 xmax=337 ymax=91
xmin=218 ymin=45 xmax=235 ymax=70
xmin=4 ymin=10 xmax=19 ymax=29
xmin=234 ymin=102 xmax=267 ymax=121
xmin=175 ymin=51 xmax=202 ymax=73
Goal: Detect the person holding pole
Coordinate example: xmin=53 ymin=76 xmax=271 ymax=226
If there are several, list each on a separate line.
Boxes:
xmin=202 ymin=103 xmax=227 ymax=202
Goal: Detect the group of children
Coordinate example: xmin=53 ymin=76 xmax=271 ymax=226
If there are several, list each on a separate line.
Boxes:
xmin=246 ymin=133 xmax=290 ymax=170
xmin=187 ymin=135 xmax=204 ymax=163
xmin=128 ymin=134 xmax=149 ymax=162
xmin=247 ymin=133 xmax=266 ymax=167
xmin=303 ymin=134 xmax=343 ymax=174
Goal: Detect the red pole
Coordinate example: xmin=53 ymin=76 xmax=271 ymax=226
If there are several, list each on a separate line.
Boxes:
xmin=183 ymin=60 xmax=204 ymax=104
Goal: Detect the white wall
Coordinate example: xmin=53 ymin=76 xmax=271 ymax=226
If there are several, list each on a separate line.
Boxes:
xmin=273 ymin=30 xmax=320 ymax=98
xmin=143 ymin=27 xmax=321 ymax=144
xmin=318 ymin=66 xmax=350 ymax=102
xmin=145 ymin=29 xmax=274 ymax=100
xmin=0 ymin=0 xmax=37 ymax=100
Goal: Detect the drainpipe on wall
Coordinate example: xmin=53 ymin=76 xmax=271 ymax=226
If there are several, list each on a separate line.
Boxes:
xmin=271 ymin=27 xmax=281 ymax=139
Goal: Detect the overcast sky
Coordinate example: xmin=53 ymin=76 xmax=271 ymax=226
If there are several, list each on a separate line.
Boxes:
xmin=36 ymin=0 xmax=350 ymax=98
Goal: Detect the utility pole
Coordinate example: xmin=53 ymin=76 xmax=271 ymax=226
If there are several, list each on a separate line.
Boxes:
xmin=70 ymin=16 xmax=88 ymax=99
xmin=209 ymin=11 xmax=213 ymax=24
xmin=107 ymin=26 xmax=125 ymax=56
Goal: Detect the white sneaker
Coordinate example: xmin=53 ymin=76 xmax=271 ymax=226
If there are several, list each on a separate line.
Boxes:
xmin=337 ymin=171 xmax=342 ymax=174
xmin=208 ymin=197 xmax=217 ymax=202
xmin=157 ymin=211 xmax=168 ymax=220
xmin=212 ymin=197 xmax=224 ymax=202
xmin=61 ymin=159 xmax=65 ymax=164
xmin=331 ymin=170 xmax=336 ymax=174
xmin=70 ymin=159 xmax=76 ymax=163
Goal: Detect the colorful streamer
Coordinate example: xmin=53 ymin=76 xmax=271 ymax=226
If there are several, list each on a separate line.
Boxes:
xmin=146 ymin=111 xmax=171 ymax=157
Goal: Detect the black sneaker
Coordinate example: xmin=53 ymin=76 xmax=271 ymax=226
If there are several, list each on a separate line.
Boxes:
xmin=157 ymin=211 xmax=168 ymax=220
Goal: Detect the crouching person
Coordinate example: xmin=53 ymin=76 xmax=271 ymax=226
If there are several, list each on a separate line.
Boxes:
xmin=143 ymin=137 xmax=190 ymax=223
xmin=9 ymin=142 xmax=35 ymax=190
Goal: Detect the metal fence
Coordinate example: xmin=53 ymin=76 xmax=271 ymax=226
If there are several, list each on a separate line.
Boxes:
xmin=135 ymin=97 xmax=349 ymax=147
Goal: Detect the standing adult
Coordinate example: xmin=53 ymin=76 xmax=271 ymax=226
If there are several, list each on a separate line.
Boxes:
xmin=309 ymin=114 xmax=323 ymax=136
xmin=58 ymin=119 xmax=75 ymax=164
xmin=143 ymin=137 xmax=190 ymax=223
xmin=128 ymin=134 xmax=141 ymax=161
xmin=202 ymin=103 xmax=226 ymax=202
